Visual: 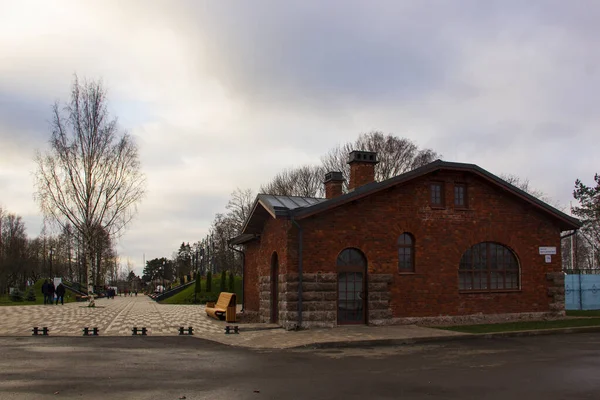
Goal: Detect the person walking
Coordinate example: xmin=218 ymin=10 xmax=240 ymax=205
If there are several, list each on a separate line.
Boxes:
xmin=55 ymin=283 xmax=66 ymax=305
xmin=48 ymin=280 xmax=56 ymax=305
xmin=41 ymin=279 xmax=50 ymax=305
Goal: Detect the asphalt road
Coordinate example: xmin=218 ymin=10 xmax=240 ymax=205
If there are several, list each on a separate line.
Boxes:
xmin=1 ymin=333 xmax=599 ymax=399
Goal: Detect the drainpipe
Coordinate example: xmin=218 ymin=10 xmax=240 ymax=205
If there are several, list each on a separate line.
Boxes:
xmin=560 ymin=230 xmax=578 ymax=240
xmin=291 ymin=215 xmax=303 ymax=330
xmin=228 ymin=243 xmax=245 ymax=312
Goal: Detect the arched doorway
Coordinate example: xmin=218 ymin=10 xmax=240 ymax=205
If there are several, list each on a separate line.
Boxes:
xmin=270 ymin=252 xmax=279 ymax=324
xmin=336 ymin=248 xmax=367 ymax=325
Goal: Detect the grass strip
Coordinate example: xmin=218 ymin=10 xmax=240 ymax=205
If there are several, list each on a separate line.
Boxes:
xmin=566 ymin=310 xmax=600 ymax=317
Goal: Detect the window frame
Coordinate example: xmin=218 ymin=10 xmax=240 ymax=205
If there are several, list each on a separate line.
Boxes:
xmin=429 ymin=182 xmax=445 ymax=208
xmin=458 ymin=242 xmax=520 ymax=293
xmin=454 ymin=183 xmax=468 ymax=209
xmin=397 ymin=233 xmax=415 ymax=273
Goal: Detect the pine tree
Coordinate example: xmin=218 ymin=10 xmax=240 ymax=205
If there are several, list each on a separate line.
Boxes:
xmin=220 ymin=271 xmax=226 ymax=292
xmin=194 ymin=274 xmax=202 ymax=294
xmin=26 ymin=288 xmax=36 ymax=302
xmin=228 ymin=271 xmax=235 ymax=292
xmin=206 ymin=271 xmax=212 ymax=292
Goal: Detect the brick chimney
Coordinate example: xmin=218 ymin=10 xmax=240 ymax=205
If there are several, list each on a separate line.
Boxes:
xmin=324 ymin=171 xmax=344 ymax=199
xmin=347 ymin=150 xmax=378 ymax=191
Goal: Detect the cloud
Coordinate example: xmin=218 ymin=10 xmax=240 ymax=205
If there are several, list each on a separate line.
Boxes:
xmin=1 ymin=0 xmax=599 ymax=274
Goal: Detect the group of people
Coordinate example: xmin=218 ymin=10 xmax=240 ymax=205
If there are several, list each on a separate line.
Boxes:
xmin=41 ymin=279 xmax=66 ymax=305
xmin=103 ymin=287 xmax=138 ymax=298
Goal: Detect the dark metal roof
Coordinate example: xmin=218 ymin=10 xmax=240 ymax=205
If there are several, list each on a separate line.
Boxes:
xmin=238 ymin=194 xmax=328 ymax=236
xmin=292 ymin=160 xmax=581 ymax=231
xmin=258 ymin=194 xmax=326 ymax=215
xmin=228 ymin=233 xmax=259 ymax=246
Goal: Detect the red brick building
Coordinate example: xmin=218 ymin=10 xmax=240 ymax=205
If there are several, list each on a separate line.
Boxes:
xmin=231 ymin=152 xmax=580 ymax=329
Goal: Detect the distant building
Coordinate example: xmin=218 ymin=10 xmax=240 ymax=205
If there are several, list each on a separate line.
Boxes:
xmin=231 ymin=152 xmax=581 ymax=330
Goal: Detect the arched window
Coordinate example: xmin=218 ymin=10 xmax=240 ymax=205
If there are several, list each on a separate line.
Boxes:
xmin=336 ymin=248 xmax=367 ymax=267
xmin=398 ymin=233 xmax=415 ymax=272
xmin=459 ymin=242 xmax=519 ymax=291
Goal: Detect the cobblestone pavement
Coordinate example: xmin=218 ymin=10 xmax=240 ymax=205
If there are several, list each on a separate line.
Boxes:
xmin=0 ymin=296 xmax=226 ymax=336
xmin=0 ymin=296 xmax=466 ymax=348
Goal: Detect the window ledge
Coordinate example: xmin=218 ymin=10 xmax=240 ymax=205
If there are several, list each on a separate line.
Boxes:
xmin=429 ymin=206 xmax=446 ymax=210
xmin=459 ymin=289 xmax=521 ymax=294
xmin=454 ymin=207 xmax=470 ymax=211
xmin=398 ymin=271 xmax=416 ymax=275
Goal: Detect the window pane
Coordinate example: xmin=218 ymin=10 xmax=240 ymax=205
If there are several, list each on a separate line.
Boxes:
xmin=458 ymin=242 xmax=519 ymax=291
xmin=459 ymin=248 xmax=472 ymax=270
xmin=459 ymin=272 xmax=472 ymax=290
xmin=431 ymin=183 xmax=442 ymax=205
xmin=478 ymin=272 xmax=484 ymax=289
xmin=398 ymin=248 xmax=413 ymax=270
xmin=337 ymin=248 xmax=366 ymax=267
xmin=454 ymin=185 xmax=465 ymax=206
xmin=398 ymin=233 xmax=412 ymax=246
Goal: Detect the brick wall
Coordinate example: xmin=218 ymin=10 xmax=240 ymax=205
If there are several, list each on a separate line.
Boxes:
xmin=244 ymin=218 xmax=291 ymax=314
xmin=348 ymin=162 xmax=375 ymax=190
xmin=244 ymin=169 xmax=566 ymax=327
xmin=298 ymin=170 xmax=564 ymax=320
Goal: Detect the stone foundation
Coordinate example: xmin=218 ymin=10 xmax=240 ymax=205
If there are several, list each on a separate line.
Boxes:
xmin=390 ymin=311 xmax=565 ymax=326
xmin=367 ymin=274 xmax=393 ymax=325
xmin=298 ymin=272 xmax=337 ymax=329
xmin=259 ymin=272 xmax=394 ymax=329
xmin=258 ymin=272 xmax=561 ymax=329
xmin=259 ymin=273 xmax=300 ymax=330
xmin=546 ymin=272 xmax=566 ymax=313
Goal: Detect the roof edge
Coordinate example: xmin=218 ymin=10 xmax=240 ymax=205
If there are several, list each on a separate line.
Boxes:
xmin=292 ymin=160 xmax=581 ymax=230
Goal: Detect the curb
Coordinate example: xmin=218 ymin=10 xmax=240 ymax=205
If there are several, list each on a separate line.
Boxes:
xmin=289 ymin=325 xmax=600 ymax=350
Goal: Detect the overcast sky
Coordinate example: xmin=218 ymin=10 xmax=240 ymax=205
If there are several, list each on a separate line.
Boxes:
xmin=1 ymin=0 xmax=598 ymax=276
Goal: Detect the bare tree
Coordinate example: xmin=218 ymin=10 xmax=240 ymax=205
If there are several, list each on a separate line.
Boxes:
xmin=321 ymin=131 xmax=440 ymax=191
xmin=261 ymin=132 xmax=439 ymax=197
xmin=499 ymin=174 xmax=554 ymax=204
xmin=226 ymin=188 xmax=255 ymax=234
xmin=0 ymin=213 xmax=28 ymax=292
xmin=260 ymin=165 xmax=325 ymax=198
xmin=34 ymin=76 xmax=146 ymax=304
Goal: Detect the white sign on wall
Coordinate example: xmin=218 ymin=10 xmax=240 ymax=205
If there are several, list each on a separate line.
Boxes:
xmin=539 ymin=247 xmax=557 ymax=255
xmin=545 ymin=255 xmax=552 ymax=263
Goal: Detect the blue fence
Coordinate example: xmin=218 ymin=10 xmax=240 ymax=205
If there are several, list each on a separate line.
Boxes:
xmin=565 ymin=274 xmax=600 ymax=310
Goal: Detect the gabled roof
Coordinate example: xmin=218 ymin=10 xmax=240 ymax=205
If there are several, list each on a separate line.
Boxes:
xmin=231 ymin=160 xmax=581 ymax=245
xmin=240 ymin=194 xmax=327 ymax=236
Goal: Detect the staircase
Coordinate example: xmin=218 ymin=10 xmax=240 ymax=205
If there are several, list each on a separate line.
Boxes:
xmin=153 ymin=280 xmax=197 ymax=302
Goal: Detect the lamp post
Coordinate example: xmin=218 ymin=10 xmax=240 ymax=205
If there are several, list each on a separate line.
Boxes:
xmin=162 ymin=260 xmax=166 ymax=293
xmin=49 ymin=248 xmax=54 ymax=278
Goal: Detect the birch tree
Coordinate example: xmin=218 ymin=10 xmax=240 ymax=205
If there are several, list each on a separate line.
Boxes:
xmin=34 ymin=76 xmax=146 ymax=305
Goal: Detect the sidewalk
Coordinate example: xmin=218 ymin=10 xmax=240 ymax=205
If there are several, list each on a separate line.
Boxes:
xmin=3 ymin=296 xmax=597 ymax=350
xmin=200 ymin=323 xmax=471 ymax=349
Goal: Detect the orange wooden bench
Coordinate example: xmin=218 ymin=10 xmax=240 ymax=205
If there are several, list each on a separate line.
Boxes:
xmin=205 ymin=292 xmax=236 ymax=320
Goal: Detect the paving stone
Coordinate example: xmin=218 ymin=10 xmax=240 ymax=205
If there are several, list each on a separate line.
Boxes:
xmin=0 ymin=296 xmax=225 ymax=337
xmin=0 ymin=296 xmax=466 ymax=349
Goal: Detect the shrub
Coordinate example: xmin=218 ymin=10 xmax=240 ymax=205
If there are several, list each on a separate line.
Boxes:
xmin=25 ymin=288 xmax=36 ymax=302
xmin=220 ymin=271 xmax=226 ymax=292
xmin=194 ymin=274 xmax=202 ymax=294
xmin=228 ymin=271 xmax=235 ymax=292
xmin=197 ymin=293 xmax=219 ymax=304
xmin=206 ymin=271 xmax=212 ymax=292
xmin=10 ymin=289 xmax=24 ymax=302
